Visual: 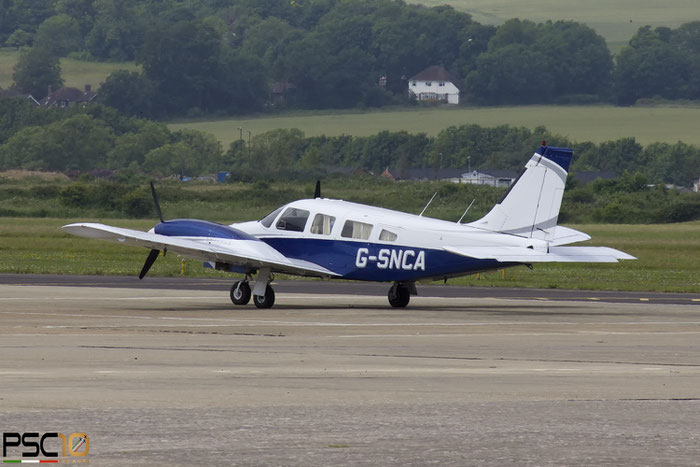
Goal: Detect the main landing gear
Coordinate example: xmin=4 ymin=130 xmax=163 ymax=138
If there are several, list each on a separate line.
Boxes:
xmin=230 ymin=280 xmax=251 ymax=305
xmin=230 ymin=270 xmax=275 ymax=309
xmin=388 ymin=281 xmax=416 ymax=308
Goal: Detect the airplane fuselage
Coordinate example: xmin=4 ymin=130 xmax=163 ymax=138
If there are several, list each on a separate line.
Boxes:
xmin=229 ymin=198 xmax=534 ymax=282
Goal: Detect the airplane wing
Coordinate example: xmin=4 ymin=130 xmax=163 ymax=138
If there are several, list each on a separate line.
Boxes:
xmin=62 ymin=223 xmax=340 ymax=277
xmin=444 ymin=245 xmax=636 ymax=263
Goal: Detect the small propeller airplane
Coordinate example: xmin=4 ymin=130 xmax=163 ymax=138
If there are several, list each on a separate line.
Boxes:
xmin=63 ymin=144 xmax=635 ymax=308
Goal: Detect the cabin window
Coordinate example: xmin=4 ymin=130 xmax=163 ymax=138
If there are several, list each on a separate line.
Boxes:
xmin=439 ymin=81 xmax=445 ymax=87
xmin=276 ymin=207 xmax=310 ymax=232
xmin=412 ymin=81 xmax=417 ymax=86
xmin=426 ymin=81 xmax=432 ymax=86
xmin=341 ymin=220 xmax=373 ymax=240
xmin=311 ymin=213 xmax=336 ymax=235
xmin=379 ymin=229 xmax=397 ymax=242
xmin=260 ymin=207 xmax=283 ymax=228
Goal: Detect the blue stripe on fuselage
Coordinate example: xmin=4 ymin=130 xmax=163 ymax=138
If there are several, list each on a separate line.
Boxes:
xmin=261 ymin=236 xmax=505 ymax=282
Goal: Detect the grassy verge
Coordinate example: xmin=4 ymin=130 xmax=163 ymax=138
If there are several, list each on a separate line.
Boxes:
xmin=1 ymin=217 xmax=698 ymax=293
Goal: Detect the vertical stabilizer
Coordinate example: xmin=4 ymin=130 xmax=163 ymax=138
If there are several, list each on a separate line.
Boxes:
xmin=468 ymin=146 xmax=572 ymax=241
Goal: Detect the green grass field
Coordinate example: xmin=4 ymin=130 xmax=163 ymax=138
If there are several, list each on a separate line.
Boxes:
xmin=0 ymin=48 xmax=138 ymax=91
xmin=169 ymin=104 xmax=700 ymax=148
xmin=1 ymin=217 xmax=698 ymax=293
xmin=413 ymin=0 xmax=700 ymax=51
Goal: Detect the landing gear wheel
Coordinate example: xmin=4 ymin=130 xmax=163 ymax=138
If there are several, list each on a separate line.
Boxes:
xmin=253 ymin=285 xmax=275 ymax=309
xmin=230 ymin=281 xmax=251 ymax=305
xmin=388 ymin=283 xmax=410 ymax=308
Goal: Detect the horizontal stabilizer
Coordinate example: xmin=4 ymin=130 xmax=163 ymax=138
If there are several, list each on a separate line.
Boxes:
xmin=62 ymin=223 xmax=339 ymax=277
xmin=548 ymin=226 xmax=591 ymax=246
xmin=444 ymin=245 xmax=636 ymax=263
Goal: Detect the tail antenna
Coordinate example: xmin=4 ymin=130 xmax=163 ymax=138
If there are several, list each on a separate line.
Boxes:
xmin=150 ymin=181 xmax=164 ymax=223
xmin=419 ymin=192 xmax=438 ymax=217
xmin=457 ymin=199 xmax=476 ymax=224
xmin=314 ymin=180 xmax=321 ymax=199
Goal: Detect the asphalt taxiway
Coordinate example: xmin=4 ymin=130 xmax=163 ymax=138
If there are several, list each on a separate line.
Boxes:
xmin=0 ymin=278 xmax=699 ymax=465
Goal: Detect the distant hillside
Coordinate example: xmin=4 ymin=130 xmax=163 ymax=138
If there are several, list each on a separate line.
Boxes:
xmin=0 ymin=48 xmax=138 ymax=91
xmin=413 ymin=0 xmax=700 ymax=51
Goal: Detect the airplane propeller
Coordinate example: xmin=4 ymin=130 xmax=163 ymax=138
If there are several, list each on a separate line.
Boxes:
xmin=139 ymin=182 xmax=166 ymax=280
xmin=150 ymin=181 xmax=164 ymax=223
xmin=139 ymin=248 xmax=160 ymax=279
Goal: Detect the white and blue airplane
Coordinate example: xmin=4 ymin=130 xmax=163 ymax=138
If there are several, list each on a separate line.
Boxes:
xmin=62 ymin=144 xmax=635 ymax=308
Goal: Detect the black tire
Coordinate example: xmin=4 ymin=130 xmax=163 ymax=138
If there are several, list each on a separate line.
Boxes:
xmin=253 ymin=285 xmax=275 ymax=309
xmin=230 ymin=281 xmax=251 ymax=305
xmin=388 ymin=283 xmax=410 ymax=307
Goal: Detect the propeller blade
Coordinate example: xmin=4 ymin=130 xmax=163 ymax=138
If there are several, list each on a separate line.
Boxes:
xmin=150 ymin=181 xmax=164 ymax=223
xmin=139 ymin=249 xmax=160 ymax=280
xmin=314 ymin=180 xmax=321 ymax=199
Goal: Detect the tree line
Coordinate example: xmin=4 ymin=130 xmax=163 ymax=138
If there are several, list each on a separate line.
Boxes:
xmin=4 ymin=1 xmax=700 ymax=115
xmin=2 ymin=97 xmax=699 ymax=190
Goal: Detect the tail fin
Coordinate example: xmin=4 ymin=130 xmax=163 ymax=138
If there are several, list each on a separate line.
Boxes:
xmin=468 ymin=145 xmax=572 ymax=241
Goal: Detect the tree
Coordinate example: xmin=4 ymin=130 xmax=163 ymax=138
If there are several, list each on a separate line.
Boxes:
xmin=99 ymin=70 xmax=155 ymax=117
xmin=467 ymin=19 xmax=611 ymax=104
xmin=466 ymin=44 xmax=554 ymax=104
xmin=614 ymin=26 xmax=691 ymax=105
xmin=12 ymin=46 xmax=64 ymax=99
xmin=106 ymin=120 xmax=171 ymax=169
xmin=56 ymin=0 xmax=97 ymax=37
xmin=0 ymin=114 xmax=114 ymax=171
xmin=6 ymin=28 xmax=32 ymax=49
xmin=86 ymin=0 xmax=144 ymax=61
xmin=0 ymin=96 xmax=58 ymax=144
xmin=216 ymin=48 xmax=267 ymax=113
xmin=3 ymin=0 xmax=56 ymax=42
xmin=138 ymin=19 xmax=222 ymax=115
xmin=34 ymin=14 xmax=81 ymax=56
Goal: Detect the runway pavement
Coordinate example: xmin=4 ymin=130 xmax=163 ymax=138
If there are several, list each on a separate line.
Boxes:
xmin=1 ymin=273 xmax=698 ymax=305
xmin=0 ymin=280 xmax=699 ymax=465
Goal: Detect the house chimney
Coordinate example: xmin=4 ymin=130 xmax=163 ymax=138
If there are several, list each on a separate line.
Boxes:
xmin=85 ymin=84 xmax=91 ymax=93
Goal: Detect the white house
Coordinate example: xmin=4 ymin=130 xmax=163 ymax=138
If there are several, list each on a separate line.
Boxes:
xmin=408 ymin=65 xmax=460 ymax=104
xmin=455 ymin=169 xmax=517 ymax=187
xmin=383 ymin=167 xmax=516 ymax=187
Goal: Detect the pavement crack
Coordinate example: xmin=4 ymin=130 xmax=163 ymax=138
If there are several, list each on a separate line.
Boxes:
xmin=353 ymin=353 xmax=700 ymax=367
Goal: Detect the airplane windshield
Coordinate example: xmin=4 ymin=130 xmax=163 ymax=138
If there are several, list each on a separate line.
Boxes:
xmin=259 ymin=207 xmax=283 ymax=228
xmin=276 ymin=207 xmax=310 ymax=232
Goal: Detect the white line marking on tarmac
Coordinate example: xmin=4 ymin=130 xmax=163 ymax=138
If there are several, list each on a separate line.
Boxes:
xmin=2 ymin=310 xmax=699 ymax=328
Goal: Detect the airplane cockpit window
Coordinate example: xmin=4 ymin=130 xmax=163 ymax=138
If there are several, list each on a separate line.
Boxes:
xmin=310 ymin=214 xmax=336 ymax=235
xmin=379 ymin=229 xmax=398 ymax=242
xmin=341 ymin=220 xmax=373 ymax=240
xmin=276 ymin=207 xmax=310 ymax=232
xmin=259 ymin=207 xmax=283 ymax=228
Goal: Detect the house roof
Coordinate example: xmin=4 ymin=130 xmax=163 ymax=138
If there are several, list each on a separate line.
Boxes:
xmin=41 ymin=86 xmax=98 ymax=106
xmin=474 ymin=169 xmax=518 ymax=179
xmin=0 ymin=88 xmax=41 ymax=105
xmin=386 ymin=167 xmax=465 ymax=180
xmin=409 ymin=65 xmax=460 ymax=85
